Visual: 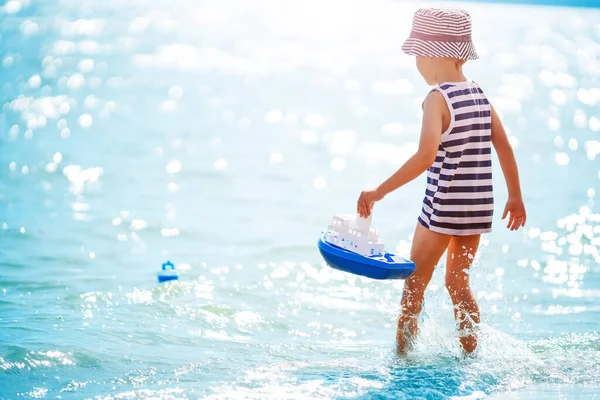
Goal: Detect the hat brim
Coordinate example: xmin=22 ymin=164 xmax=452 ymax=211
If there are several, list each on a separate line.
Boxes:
xmin=401 ymin=37 xmax=478 ymax=61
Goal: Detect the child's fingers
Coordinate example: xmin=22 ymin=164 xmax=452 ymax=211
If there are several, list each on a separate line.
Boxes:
xmin=510 ymin=218 xmax=518 ymax=231
xmin=361 ymin=205 xmax=368 ymax=218
xmin=514 ymin=216 xmax=523 ymax=230
xmin=360 ymin=196 xmax=369 ymax=217
xmin=502 ymin=205 xmax=509 ymax=220
xmin=508 ymin=215 xmax=514 ymax=230
xmin=358 ymin=193 xmax=367 ymax=215
xmin=357 ymin=195 xmax=365 ymax=217
xmin=512 ymin=216 xmax=523 ymax=230
xmin=511 ymin=213 xmax=525 ymax=230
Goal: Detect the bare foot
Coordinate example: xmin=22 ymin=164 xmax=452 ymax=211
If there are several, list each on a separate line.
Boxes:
xmin=457 ymin=310 xmax=479 ymax=354
xmin=459 ymin=333 xmax=478 ymax=354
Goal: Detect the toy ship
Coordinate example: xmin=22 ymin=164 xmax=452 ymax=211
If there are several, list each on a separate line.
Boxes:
xmin=318 ymin=214 xmax=415 ymax=280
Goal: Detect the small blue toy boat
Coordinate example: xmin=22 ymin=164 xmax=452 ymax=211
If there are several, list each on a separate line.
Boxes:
xmin=158 ymin=261 xmax=179 ymax=283
xmin=317 ymin=214 xmax=416 ymax=280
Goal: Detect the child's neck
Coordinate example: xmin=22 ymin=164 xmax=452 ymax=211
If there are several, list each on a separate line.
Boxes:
xmin=435 ymin=70 xmax=467 ymax=85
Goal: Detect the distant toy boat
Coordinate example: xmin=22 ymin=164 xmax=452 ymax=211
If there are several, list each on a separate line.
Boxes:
xmin=158 ymin=261 xmax=179 ymax=283
xmin=318 ymin=214 xmax=415 ymax=280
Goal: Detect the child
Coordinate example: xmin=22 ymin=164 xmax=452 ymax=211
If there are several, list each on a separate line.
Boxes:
xmin=356 ymin=8 xmax=527 ymax=355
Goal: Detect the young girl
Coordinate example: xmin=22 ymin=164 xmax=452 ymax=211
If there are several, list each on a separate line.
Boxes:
xmin=356 ymin=8 xmax=527 ymax=354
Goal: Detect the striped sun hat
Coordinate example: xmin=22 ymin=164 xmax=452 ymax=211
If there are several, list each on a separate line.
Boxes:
xmin=402 ymin=8 xmax=478 ymax=61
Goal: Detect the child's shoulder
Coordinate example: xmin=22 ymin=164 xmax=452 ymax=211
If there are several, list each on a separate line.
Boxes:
xmin=422 ymin=88 xmax=446 ymax=110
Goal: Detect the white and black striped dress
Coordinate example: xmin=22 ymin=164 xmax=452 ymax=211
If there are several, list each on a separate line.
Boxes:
xmin=418 ymin=81 xmax=493 ymax=236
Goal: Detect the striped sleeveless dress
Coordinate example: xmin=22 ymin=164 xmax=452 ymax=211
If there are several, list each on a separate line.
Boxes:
xmin=418 ymin=81 xmax=493 ymax=236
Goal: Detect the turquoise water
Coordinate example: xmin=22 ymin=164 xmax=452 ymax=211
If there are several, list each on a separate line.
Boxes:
xmin=1 ymin=0 xmax=600 ymax=398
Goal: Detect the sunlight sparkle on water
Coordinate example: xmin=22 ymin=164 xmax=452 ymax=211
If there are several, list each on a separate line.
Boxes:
xmin=161 ymin=228 xmax=180 ymax=237
xmin=160 ymin=100 xmax=177 ymax=113
xmin=548 ymin=117 xmax=561 ymax=131
xmin=568 ymin=138 xmax=578 ymax=151
xmin=4 ymin=1 xmax=22 ymax=14
xmin=585 ymin=141 xmax=600 ymax=160
xmin=165 ymin=160 xmax=181 ymax=174
xmin=130 ymin=219 xmax=148 ymax=231
xmin=555 ymin=152 xmax=570 ymax=166
xmin=2 ymin=56 xmax=15 ymax=69
xmin=269 ymin=152 xmax=283 ymax=165
xmin=84 ymin=95 xmax=99 ymax=109
xmin=78 ymin=59 xmax=95 ymax=73
xmin=590 ymin=117 xmax=600 ymax=132
xmin=265 ymin=109 xmax=283 ymax=124
xmin=313 ymin=176 xmax=326 ymax=189
xmin=67 ymin=74 xmax=85 ymax=90
xmin=574 ymin=110 xmax=587 ymax=128
xmin=78 ymin=114 xmax=93 ymax=128
xmin=214 ymin=158 xmax=228 ymax=171
xmin=28 ymin=75 xmax=41 ymax=88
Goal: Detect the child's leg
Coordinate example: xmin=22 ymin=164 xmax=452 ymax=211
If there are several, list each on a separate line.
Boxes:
xmin=445 ymin=234 xmax=481 ymax=353
xmin=397 ymin=223 xmax=451 ymax=354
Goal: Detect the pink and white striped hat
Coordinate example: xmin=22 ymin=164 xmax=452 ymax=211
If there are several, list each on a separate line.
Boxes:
xmin=402 ymin=8 xmax=478 ymax=61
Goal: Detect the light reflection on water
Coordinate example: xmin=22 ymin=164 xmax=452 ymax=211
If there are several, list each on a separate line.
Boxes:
xmin=1 ymin=0 xmax=600 ymax=398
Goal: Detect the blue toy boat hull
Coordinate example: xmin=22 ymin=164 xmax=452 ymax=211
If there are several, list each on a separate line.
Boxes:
xmin=318 ymin=234 xmax=415 ymax=280
xmin=158 ymin=275 xmax=179 ymax=283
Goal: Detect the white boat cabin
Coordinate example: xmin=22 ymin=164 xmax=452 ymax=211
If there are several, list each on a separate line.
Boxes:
xmin=324 ymin=214 xmax=385 ymax=256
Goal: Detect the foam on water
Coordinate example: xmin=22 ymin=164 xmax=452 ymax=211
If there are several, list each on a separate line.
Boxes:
xmin=4 ymin=257 xmax=599 ymax=398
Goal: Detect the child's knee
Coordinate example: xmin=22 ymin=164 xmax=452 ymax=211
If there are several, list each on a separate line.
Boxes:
xmin=407 ymin=269 xmax=435 ymax=291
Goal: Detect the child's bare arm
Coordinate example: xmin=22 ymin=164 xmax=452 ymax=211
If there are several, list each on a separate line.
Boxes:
xmin=377 ymin=91 xmax=444 ymax=195
xmin=490 ymin=105 xmax=527 ymax=230
xmin=357 ymin=91 xmax=445 ymax=218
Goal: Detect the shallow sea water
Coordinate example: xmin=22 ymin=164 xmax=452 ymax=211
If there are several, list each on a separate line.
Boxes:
xmin=1 ymin=0 xmax=600 ymax=398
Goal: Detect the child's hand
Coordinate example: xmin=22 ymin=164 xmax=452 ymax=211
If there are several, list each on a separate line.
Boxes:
xmin=502 ymin=196 xmax=527 ymax=231
xmin=357 ymin=188 xmax=384 ymax=218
